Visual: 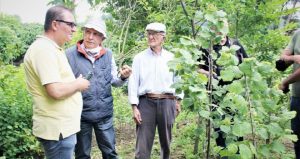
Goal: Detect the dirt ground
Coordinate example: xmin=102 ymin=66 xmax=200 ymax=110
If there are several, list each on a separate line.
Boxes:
xmin=89 ymin=123 xmax=296 ymax=159
xmin=90 ymin=123 xmax=135 ymax=159
xmin=90 ymin=123 xmax=186 ymax=159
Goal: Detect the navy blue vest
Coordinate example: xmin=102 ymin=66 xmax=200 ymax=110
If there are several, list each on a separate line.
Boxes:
xmin=66 ymin=46 xmax=113 ymax=122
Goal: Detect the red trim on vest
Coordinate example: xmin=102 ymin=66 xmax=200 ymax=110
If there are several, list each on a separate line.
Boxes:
xmin=76 ymin=40 xmax=107 ymax=60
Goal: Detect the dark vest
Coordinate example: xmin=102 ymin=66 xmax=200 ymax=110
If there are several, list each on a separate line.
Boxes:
xmin=66 ymin=46 xmax=113 ymax=122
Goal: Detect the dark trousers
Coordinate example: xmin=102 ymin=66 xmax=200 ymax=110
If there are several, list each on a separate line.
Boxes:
xmin=75 ymin=116 xmax=118 ymax=159
xmin=135 ymin=97 xmax=176 ymax=159
xmin=291 ymin=97 xmax=300 ymax=159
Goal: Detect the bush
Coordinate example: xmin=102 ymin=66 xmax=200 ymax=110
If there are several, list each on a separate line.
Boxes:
xmin=0 ymin=65 xmax=42 ymax=158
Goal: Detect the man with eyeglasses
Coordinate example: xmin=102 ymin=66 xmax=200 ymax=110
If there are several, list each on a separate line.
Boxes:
xmin=24 ymin=5 xmax=90 ymax=159
xmin=128 ymin=22 xmax=182 ymax=159
xmin=55 ymin=19 xmax=77 ymax=28
xmin=65 ymin=16 xmax=131 ymax=159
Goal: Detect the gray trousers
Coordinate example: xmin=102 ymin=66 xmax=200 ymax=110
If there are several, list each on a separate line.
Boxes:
xmin=135 ymin=97 xmax=176 ymax=159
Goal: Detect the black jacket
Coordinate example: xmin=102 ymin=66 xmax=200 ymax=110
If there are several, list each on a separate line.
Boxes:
xmin=199 ymin=36 xmax=248 ymax=85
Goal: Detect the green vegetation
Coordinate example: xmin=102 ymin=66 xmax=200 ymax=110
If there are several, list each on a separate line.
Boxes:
xmin=0 ymin=0 xmax=299 ymax=158
xmin=0 ymin=65 xmax=42 ymax=158
xmin=0 ymin=14 xmax=43 ymax=65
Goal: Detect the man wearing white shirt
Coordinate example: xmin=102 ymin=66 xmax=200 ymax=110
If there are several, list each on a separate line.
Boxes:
xmin=66 ymin=16 xmax=131 ymax=159
xmin=128 ymin=22 xmax=181 ymax=159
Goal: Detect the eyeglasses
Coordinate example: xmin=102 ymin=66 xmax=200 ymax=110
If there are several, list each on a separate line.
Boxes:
xmin=146 ymin=31 xmax=164 ymax=38
xmin=55 ymin=19 xmax=77 ymax=28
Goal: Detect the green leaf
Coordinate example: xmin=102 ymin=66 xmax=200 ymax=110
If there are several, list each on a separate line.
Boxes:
xmin=189 ymin=86 xmax=202 ymax=92
xmin=204 ymin=14 xmax=216 ymax=23
xmin=180 ymin=38 xmax=192 ymax=46
xmin=232 ymin=122 xmax=252 ymax=137
xmin=217 ymin=51 xmax=231 ymax=66
xmin=227 ymin=143 xmax=238 ymax=154
xmin=249 ymin=142 xmax=257 ymax=156
xmin=179 ymin=49 xmax=192 ymax=59
xmin=282 ymin=134 xmax=298 ymax=142
xmin=258 ymin=145 xmax=270 ymax=157
xmin=220 ymin=125 xmax=231 ymax=134
xmin=227 ymin=81 xmax=244 ymax=94
xmin=257 ymin=62 xmax=273 ymax=75
xmin=239 ymin=144 xmax=253 ymax=159
xmin=220 ymin=66 xmax=243 ymax=82
xmin=267 ymin=123 xmax=283 ymax=135
xmin=271 ymin=140 xmax=285 ymax=153
xmin=279 ymin=111 xmax=296 ymax=120
xmin=220 ymin=68 xmax=235 ymax=81
xmin=257 ymin=127 xmax=268 ymax=140
xmin=239 ymin=58 xmax=255 ymax=76
xmin=182 ymin=98 xmax=193 ymax=107
xmin=216 ymin=10 xmax=227 ymax=17
xmin=199 ymin=110 xmax=210 ymax=119
xmin=200 ymin=31 xmax=211 ymax=39
xmin=197 ymin=73 xmax=208 ymax=83
xmin=230 ymin=45 xmax=241 ymax=52
xmin=194 ymin=10 xmax=203 ymax=19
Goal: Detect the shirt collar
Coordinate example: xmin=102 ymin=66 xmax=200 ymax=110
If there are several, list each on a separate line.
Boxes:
xmin=148 ymin=47 xmax=164 ymax=56
xmin=37 ymin=35 xmax=63 ymax=51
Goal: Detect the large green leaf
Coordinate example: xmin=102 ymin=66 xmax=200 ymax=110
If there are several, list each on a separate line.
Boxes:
xmin=266 ymin=123 xmax=283 ymax=136
xmin=199 ymin=110 xmax=210 ymax=119
xmin=220 ymin=66 xmax=243 ymax=81
xmin=226 ymin=81 xmax=244 ymax=94
xmin=257 ymin=127 xmax=268 ymax=140
xmin=239 ymin=144 xmax=253 ymax=159
xmin=232 ymin=122 xmax=252 ymax=137
xmin=271 ymin=140 xmax=285 ymax=153
xmin=220 ymin=125 xmax=231 ymax=134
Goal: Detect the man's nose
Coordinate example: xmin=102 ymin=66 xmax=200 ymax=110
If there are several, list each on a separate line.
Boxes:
xmin=71 ymin=26 xmax=77 ymax=32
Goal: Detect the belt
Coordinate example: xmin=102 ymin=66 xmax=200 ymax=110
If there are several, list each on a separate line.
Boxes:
xmin=140 ymin=93 xmax=176 ymax=100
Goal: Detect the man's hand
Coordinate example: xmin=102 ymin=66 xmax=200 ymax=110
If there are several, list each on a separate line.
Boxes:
xmin=280 ymin=49 xmax=292 ymax=62
xmin=120 ymin=65 xmax=132 ymax=80
xmin=291 ymin=55 xmax=300 ymax=64
xmin=76 ymin=74 xmax=90 ymax=91
xmin=279 ymin=80 xmax=290 ymax=94
xmin=197 ymin=68 xmax=217 ymax=79
xmin=176 ymin=100 xmax=181 ymax=117
xmin=132 ymin=105 xmax=142 ymax=124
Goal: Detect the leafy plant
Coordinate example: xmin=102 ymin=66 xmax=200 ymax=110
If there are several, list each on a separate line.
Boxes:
xmin=0 ymin=65 xmax=42 ymax=158
xmin=0 ymin=14 xmax=42 ymax=65
xmin=169 ymin=4 xmax=297 ymax=159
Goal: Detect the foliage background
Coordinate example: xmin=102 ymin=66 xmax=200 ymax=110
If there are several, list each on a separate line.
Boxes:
xmin=1 ymin=0 xmax=300 ymax=158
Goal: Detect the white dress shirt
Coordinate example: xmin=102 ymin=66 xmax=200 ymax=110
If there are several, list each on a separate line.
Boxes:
xmin=128 ymin=48 xmax=178 ymax=105
xmin=80 ymin=44 xmax=125 ymax=86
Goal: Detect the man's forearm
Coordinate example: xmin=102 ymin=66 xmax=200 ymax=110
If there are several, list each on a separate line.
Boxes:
xmin=283 ymin=68 xmax=300 ymax=85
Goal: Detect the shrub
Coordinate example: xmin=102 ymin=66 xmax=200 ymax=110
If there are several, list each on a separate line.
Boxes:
xmin=0 ymin=65 xmax=42 ymax=158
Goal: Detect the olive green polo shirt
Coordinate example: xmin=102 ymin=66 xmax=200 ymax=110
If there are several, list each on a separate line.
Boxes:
xmin=24 ymin=35 xmax=82 ymax=140
xmin=287 ymin=30 xmax=300 ymax=97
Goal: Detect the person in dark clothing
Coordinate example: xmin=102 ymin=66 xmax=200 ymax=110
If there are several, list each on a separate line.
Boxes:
xmin=198 ymin=22 xmax=248 ymax=158
xmin=198 ymin=36 xmax=248 ymax=83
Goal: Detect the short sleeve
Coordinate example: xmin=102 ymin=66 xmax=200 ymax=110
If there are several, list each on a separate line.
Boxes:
xmin=32 ymin=47 xmax=62 ymax=85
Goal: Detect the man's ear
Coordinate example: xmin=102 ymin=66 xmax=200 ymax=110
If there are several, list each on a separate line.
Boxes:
xmin=51 ymin=21 xmax=58 ymax=31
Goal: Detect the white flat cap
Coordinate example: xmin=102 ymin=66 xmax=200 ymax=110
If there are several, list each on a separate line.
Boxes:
xmin=84 ymin=17 xmax=107 ymax=38
xmin=145 ymin=22 xmax=166 ymax=34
